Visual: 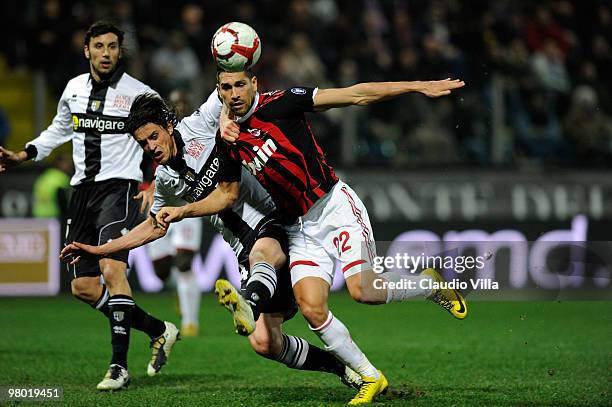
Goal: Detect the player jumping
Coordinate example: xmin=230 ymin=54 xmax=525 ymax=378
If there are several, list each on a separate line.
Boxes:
xmin=155 ymin=69 xmax=467 ymax=405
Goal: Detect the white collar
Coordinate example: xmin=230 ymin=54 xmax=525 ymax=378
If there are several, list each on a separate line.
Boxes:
xmin=235 ymin=92 xmax=260 ymax=124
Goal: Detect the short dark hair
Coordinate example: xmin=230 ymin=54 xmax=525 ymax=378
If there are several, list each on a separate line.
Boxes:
xmin=84 ymin=21 xmax=124 ymax=47
xmin=215 ymin=67 xmax=254 ymax=83
xmin=125 ymin=93 xmax=177 ymax=136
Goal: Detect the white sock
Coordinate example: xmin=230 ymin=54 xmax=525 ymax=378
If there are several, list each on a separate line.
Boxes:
xmin=310 ymin=311 xmax=379 ymax=379
xmin=173 ymin=267 xmax=201 ymax=326
xmin=381 ymin=271 xmax=433 ymax=303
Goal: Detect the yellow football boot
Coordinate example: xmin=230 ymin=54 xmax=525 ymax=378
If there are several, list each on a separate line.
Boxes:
xmin=214 ymin=279 xmax=256 ymax=336
xmin=348 ymin=370 xmax=388 ymax=405
xmin=422 ymin=268 xmax=468 ymax=319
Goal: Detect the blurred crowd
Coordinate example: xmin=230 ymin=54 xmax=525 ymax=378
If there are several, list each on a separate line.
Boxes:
xmin=1 ymin=0 xmax=612 ymax=168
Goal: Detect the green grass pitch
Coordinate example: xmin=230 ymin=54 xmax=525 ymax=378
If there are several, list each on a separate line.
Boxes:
xmin=0 ymin=294 xmax=610 ymax=406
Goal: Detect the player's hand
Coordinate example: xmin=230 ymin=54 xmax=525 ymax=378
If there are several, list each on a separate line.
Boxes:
xmin=0 ymin=146 xmax=27 ymax=173
xmin=220 ymin=106 xmax=240 ymax=144
xmin=418 ymin=78 xmax=465 ymax=98
xmin=60 ymin=242 xmax=104 ymax=265
xmin=155 ymin=206 xmax=185 ymax=229
xmin=134 ymin=183 xmax=155 ymax=214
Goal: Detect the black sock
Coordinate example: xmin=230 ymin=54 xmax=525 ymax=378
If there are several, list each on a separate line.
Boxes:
xmin=244 ymin=262 xmax=277 ymax=320
xmin=93 ymin=285 xmax=165 ymax=339
xmin=108 ymin=295 xmax=134 ymax=368
xmin=131 ymin=305 xmax=166 ymax=339
xmin=276 ymin=334 xmax=344 ymax=376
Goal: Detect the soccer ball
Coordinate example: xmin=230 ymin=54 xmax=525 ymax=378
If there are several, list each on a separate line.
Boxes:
xmin=211 ymin=22 xmax=261 ymax=72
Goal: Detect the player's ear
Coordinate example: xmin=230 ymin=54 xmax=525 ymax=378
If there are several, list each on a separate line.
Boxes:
xmin=166 ymin=122 xmax=173 ymax=135
xmin=84 ymin=45 xmax=90 ymax=60
xmin=252 ymin=76 xmax=258 ymax=92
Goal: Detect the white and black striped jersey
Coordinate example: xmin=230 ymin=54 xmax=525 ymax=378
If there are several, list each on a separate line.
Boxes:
xmin=26 ymin=67 xmax=153 ymax=186
xmin=151 ymin=90 xmax=276 ymax=259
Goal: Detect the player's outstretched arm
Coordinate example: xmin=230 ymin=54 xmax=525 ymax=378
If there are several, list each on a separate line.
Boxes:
xmin=156 ymin=181 xmax=239 ymax=228
xmin=313 ymin=78 xmax=465 ymax=111
xmin=0 ymin=146 xmax=28 ymax=173
xmin=60 ymin=217 xmax=166 ymax=264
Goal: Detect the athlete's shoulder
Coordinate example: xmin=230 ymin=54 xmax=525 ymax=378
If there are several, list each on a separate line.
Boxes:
xmin=258 ymin=90 xmax=286 ymax=107
xmin=64 ymin=73 xmax=90 ymax=91
xmin=118 ymin=72 xmax=155 ymax=94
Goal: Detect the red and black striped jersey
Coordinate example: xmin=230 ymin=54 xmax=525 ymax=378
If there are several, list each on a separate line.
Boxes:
xmin=221 ymin=87 xmax=338 ymax=223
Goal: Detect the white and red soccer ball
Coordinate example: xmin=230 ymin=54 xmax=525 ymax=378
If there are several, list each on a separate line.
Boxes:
xmin=211 ymin=22 xmax=261 ymax=72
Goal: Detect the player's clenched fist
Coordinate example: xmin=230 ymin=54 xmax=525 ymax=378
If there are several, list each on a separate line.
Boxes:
xmin=220 ymin=107 xmax=240 ymax=144
xmin=155 ymin=206 xmax=185 ymax=229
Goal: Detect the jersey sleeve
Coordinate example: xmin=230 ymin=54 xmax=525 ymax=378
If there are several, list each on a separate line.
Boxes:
xmin=26 ymin=84 xmax=75 ymax=161
xmin=215 ymin=138 xmax=241 ymax=183
xmin=262 ymin=87 xmax=317 ymax=117
xmin=150 ymin=177 xmax=169 ymax=216
xmin=181 ymin=90 xmax=222 ymax=141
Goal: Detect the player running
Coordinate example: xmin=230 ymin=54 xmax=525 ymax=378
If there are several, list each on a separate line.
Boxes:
xmin=0 ymin=22 xmax=179 ymax=391
xmin=155 ymin=69 xmax=467 ymax=405
xmin=61 ymin=92 xmax=363 ymax=389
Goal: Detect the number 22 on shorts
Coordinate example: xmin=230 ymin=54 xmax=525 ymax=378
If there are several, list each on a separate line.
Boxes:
xmin=332 ymin=231 xmax=351 ymax=256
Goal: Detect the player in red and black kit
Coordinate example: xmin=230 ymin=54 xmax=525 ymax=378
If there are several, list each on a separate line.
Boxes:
xmin=156 ymin=68 xmax=466 ymax=405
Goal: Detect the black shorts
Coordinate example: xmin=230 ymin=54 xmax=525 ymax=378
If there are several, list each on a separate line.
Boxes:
xmin=239 ymin=213 xmax=298 ymax=321
xmin=65 ymin=179 xmax=140 ymax=278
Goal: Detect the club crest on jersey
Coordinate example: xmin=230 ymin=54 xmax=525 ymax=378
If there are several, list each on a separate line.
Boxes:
xmin=247 ymin=128 xmax=261 ymax=138
xmin=90 ymin=100 xmax=102 ymax=112
xmin=242 ymin=138 xmax=277 ymax=175
xmin=184 ymin=170 xmax=197 ymax=183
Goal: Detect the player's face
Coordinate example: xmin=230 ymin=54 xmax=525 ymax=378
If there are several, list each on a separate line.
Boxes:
xmin=217 ymin=71 xmax=258 ymax=116
xmin=133 ymin=122 xmax=176 ymax=165
xmin=84 ymin=32 xmax=121 ymax=81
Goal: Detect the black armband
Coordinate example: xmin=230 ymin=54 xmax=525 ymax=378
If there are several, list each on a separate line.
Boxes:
xmin=24 ymin=144 xmax=38 ymax=160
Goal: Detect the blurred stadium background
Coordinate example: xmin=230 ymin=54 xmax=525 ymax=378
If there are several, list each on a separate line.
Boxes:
xmin=0 ymin=1 xmax=610 ymax=405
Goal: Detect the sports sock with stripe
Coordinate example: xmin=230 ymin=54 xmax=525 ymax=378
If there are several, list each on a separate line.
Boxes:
xmin=94 ymin=285 xmax=165 ymax=338
xmin=275 ymin=334 xmax=345 ymax=376
xmin=243 ymin=262 xmax=277 ymax=319
xmin=108 ymin=294 xmax=134 ymax=369
xmin=310 ymin=311 xmax=380 ymax=379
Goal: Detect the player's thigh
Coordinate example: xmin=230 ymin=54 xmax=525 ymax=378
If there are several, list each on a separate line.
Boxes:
xmin=65 ymin=185 xmax=102 ymax=278
xmin=251 ymin=217 xmax=288 ymax=269
xmin=95 ymin=180 xmax=140 ymax=264
xmin=318 ymin=181 xmax=378 ymax=280
xmin=292 ymin=276 xmax=330 ymax=327
xmin=286 ymin=226 xmax=335 ymax=288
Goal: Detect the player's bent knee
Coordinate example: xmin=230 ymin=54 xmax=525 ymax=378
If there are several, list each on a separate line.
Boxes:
xmin=298 ymin=303 xmax=329 ymax=327
xmin=174 ymin=251 xmax=194 ymax=272
xmin=70 ymin=278 xmax=99 ymax=302
xmin=249 ymin=240 xmax=286 ymax=269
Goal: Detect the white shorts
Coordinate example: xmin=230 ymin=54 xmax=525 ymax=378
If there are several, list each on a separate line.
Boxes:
xmin=286 ymin=180 xmax=376 ymax=286
xmin=147 ymin=217 xmax=202 ymax=260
